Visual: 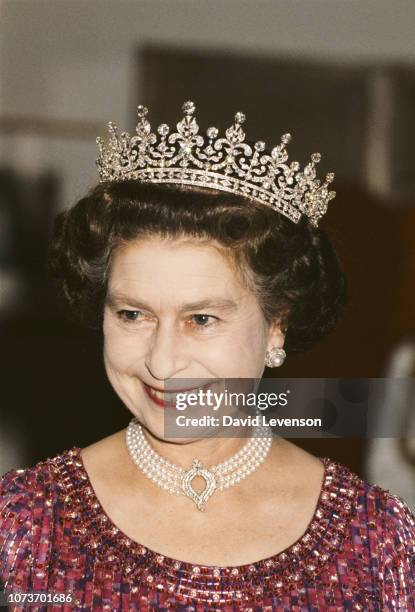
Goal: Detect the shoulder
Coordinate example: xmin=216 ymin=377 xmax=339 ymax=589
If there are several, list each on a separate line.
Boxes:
xmin=0 ymin=465 xmax=35 ymax=590
xmin=328 ymin=457 xmax=415 ymax=549
xmin=0 ymin=466 xmax=35 ymax=546
xmin=354 ymin=475 xmax=415 ymax=552
xmin=368 ymin=483 xmax=415 ymax=561
xmin=0 ymin=465 xmax=32 ymax=504
xmin=0 ymin=447 xmax=72 ymax=506
xmin=328 ymin=459 xmax=415 ymax=606
xmin=0 ymin=447 xmax=78 ymax=590
xmin=364 ymin=483 xmax=415 ymax=607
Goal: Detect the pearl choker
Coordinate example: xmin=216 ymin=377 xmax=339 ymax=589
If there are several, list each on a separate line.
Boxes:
xmin=125 ymin=417 xmax=273 ymax=511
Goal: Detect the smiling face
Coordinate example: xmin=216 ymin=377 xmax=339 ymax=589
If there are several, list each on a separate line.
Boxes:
xmin=103 ymin=235 xmax=284 ymax=439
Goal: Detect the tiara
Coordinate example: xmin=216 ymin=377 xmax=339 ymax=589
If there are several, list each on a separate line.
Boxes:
xmin=96 ymin=100 xmax=336 ymax=227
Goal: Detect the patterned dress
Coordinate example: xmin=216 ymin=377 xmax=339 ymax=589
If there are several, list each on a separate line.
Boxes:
xmin=1 ymin=446 xmax=414 ymax=611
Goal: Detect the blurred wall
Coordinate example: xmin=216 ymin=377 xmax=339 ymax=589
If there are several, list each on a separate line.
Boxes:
xmin=2 ymin=0 xmax=415 ymax=209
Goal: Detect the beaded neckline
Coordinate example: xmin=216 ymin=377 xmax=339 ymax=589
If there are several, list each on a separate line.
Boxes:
xmin=51 ymin=445 xmax=361 ymax=597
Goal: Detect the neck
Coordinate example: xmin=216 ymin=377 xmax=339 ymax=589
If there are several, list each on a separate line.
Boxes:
xmin=141 ymin=425 xmax=257 ymax=468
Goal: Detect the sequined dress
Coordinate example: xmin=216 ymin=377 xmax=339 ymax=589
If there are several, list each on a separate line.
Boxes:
xmin=1 ymin=446 xmax=414 ymax=611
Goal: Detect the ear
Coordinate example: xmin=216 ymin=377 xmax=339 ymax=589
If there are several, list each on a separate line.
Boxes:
xmin=266 ymin=320 xmax=286 ymax=352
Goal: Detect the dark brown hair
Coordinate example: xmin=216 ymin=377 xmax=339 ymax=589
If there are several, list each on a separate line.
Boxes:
xmin=47 ymin=180 xmax=348 ymax=353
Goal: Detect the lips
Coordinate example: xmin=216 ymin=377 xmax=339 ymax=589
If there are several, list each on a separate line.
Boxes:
xmin=147 ymin=384 xmax=202 ymax=393
xmin=143 ymin=382 xmax=211 ymax=408
xmin=144 ymin=384 xmax=182 ymax=408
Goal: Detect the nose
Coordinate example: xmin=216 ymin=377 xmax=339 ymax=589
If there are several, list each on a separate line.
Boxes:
xmin=144 ymin=319 xmax=189 ymax=381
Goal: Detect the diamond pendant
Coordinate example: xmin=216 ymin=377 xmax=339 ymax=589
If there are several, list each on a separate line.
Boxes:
xmin=181 ymin=459 xmax=217 ymax=511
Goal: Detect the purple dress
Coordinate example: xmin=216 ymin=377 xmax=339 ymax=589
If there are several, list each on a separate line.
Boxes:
xmin=1 ymin=446 xmax=414 ymax=611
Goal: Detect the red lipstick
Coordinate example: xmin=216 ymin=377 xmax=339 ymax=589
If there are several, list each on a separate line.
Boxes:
xmin=142 ymin=382 xmax=212 ymax=409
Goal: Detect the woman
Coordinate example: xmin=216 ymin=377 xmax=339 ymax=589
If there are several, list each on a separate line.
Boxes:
xmin=1 ymin=101 xmax=414 ymax=611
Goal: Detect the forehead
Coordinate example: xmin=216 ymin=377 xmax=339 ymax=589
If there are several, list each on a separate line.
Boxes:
xmin=107 ymin=236 xmax=246 ymax=297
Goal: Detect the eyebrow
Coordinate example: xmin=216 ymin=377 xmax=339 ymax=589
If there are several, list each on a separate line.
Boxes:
xmin=106 ymin=292 xmax=239 ymax=314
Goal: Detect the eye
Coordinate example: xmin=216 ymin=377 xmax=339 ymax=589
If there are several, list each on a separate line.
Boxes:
xmin=189 ymin=314 xmax=219 ymax=329
xmin=117 ymin=309 xmax=143 ymax=323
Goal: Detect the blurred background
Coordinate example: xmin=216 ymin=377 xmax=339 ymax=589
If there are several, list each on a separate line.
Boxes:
xmin=0 ymin=0 xmax=414 ymax=506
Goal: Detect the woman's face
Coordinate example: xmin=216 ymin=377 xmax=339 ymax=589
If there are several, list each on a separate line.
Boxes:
xmin=103 ymin=236 xmax=284 ymax=438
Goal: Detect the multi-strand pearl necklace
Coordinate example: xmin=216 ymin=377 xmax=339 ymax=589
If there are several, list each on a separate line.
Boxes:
xmin=126 ymin=417 xmax=273 ymax=511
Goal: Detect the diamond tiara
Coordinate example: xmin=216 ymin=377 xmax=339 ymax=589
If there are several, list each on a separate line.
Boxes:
xmin=96 ymin=100 xmax=336 ymax=227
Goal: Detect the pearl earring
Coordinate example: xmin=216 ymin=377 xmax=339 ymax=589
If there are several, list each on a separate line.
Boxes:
xmin=265 ymin=347 xmax=286 ymax=368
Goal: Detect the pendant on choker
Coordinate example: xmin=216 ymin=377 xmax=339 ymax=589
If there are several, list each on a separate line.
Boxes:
xmin=181 ymin=459 xmax=217 ymax=511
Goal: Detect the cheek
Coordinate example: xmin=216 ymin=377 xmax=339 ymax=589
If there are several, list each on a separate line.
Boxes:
xmin=233 ymin=333 xmax=265 ymax=368
xmin=207 ymin=315 xmax=267 ymax=375
xmin=102 ymin=315 xmax=145 ymax=374
xmin=233 ymin=313 xmax=267 ymax=355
